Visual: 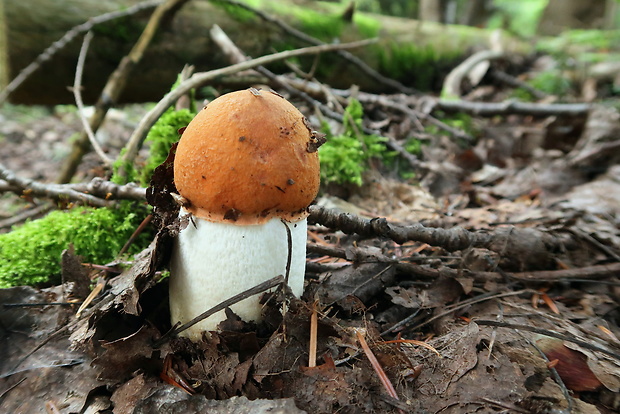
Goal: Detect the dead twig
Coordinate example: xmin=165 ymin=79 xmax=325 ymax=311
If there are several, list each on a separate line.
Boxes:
xmin=154 ymin=275 xmax=285 ymax=347
xmin=118 ymin=214 xmax=153 ymax=256
xmin=73 ymin=31 xmax=112 ymax=166
xmin=0 ymin=204 xmax=52 ymax=229
xmin=403 ymin=289 xmax=532 ymax=334
xmin=484 ymin=262 xmax=620 ymax=282
xmin=0 ymin=163 xmax=111 ymax=207
xmin=0 ymin=0 xmax=163 ymax=106
xmin=437 ymin=99 xmax=591 ymax=117
xmin=442 ymin=50 xmax=504 ymax=98
xmin=309 ymin=298 xmax=319 ymax=368
xmin=525 ymin=337 xmax=573 ymax=412
xmin=474 ymin=320 xmax=620 ymax=361
xmin=67 ymin=177 xmax=147 ymax=201
xmin=356 ymin=329 xmax=402 ymax=412
xmin=490 ymin=70 xmax=549 ymax=100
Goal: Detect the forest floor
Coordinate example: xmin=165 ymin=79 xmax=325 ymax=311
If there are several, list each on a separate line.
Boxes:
xmin=1 ymin=58 xmax=620 ymax=413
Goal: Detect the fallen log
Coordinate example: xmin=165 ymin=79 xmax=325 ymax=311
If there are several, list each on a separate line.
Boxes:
xmin=1 ymin=0 xmax=530 ymax=104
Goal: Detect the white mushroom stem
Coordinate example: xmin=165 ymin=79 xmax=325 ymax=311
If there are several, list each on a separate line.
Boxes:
xmin=169 ymin=207 xmax=307 ymax=340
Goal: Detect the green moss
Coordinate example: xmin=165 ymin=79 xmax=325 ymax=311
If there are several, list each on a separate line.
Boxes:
xmin=353 ymin=14 xmax=380 ymax=39
xmin=489 ymin=0 xmax=547 ymax=38
xmin=111 ymin=147 xmax=138 ymax=185
xmin=209 ymin=0 xmax=260 ymax=22
xmin=0 ymin=202 xmax=150 ymax=288
xmin=376 ymin=42 xmax=457 ymax=91
xmin=558 ymin=30 xmax=620 ymax=52
xmin=293 ymin=8 xmax=344 ymax=41
xmin=319 ymin=99 xmax=393 ymax=186
xmin=524 ymin=71 xmax=572 ymax=99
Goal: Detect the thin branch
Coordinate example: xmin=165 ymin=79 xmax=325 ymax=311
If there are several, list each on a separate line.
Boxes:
xmin=119 ymin=37 xmax=376 ymax=179
xmin=0 ymin=0 xmax=163 ymax=105
xmin=490 ymin=70 xmax=549 ymax=100
xmin=309 ymin=299 xmax=319 ymax=368
xmin=0 ymin=163 xmax=111 ymax=207
xmin=155 ymin=275 xmax=285 ymax=346
xmin=307 ymin=204 xmax=490 ymax=251
xmin=525 ymin=337 xmax=573 ymax=411
xmin=67 ymin=177 xmax=147 ymax=201
xmin=73 ymin=32 xmax=112 ymax=165
xmin=441 ymin=50 xmax=504 ymax=98
xmin=0 ymin=204 xmax=52 ymax=230
xmin=404 ymin=289 xmax=531 ymax=333
xmin=437 ymin=99 xmax=591 ymax=117
xmin=356 ymin=329 xmax=402 ymax=411
xmin=475 ymin=320 xmax=620 ymax=361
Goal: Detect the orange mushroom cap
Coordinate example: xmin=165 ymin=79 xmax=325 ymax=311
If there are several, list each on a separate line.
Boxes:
xmin=173 ymin=89 xmax=321 ymax=225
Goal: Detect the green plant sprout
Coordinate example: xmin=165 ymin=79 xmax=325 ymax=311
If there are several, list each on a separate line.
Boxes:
xmin=319 ymin=99 xmax=394 ymax=186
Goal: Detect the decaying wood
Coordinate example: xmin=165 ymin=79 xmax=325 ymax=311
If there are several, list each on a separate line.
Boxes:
xmin=0 ymin=0 xmax=162 ymax=105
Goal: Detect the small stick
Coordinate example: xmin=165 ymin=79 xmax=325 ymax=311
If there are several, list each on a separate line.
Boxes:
xmin=281 ymin=219 xmax=293 ymax=286
xmin=0 ymin=204 xmax=52 ymax=229
xmin=308 ymin=298 xmax=319 ymax=368
xmin=118 ymin=214 xmax=153 ymax=256
xmin=475 ymin=320 xmax=620 ymax=361
xmin=0 ymin=377 xmax=26 ymax=399
xmin=213 ymin=0 xmax=415 ymax=95
xmin=383 ymin=339 xmax=440 ymax=356
xmin=523 ymin=336 xmax=573 ymax=412
xmin=0 ymin=162 xmax=111 ymax=207
xmin=76 ymin=278 xmax=107 ymax=318
xmin=155 ymin=275 xmax=284 ymax=346
xmin=356 ymin=330 xmax=402 ymax=411
xmin=73 ymin=31 xmax=112 ymax=165
xmin=3 ymin=302 xmax=82 ymax=308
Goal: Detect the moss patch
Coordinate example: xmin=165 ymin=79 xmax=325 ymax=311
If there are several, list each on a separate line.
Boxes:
xmin=376 ymin=42 xmax=459 ymax=91
xmin=0 ymin=202 xmax=150 ymax=288
xmin=319 ymin=99 xmax=394 ymax=186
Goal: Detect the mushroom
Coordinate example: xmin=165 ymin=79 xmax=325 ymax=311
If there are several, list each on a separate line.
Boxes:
xmin=170 ymin=88 xmax=322 ymax=340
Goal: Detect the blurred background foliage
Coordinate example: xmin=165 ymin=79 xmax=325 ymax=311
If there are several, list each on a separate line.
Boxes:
xmin=328 ymin=0 xmax=619 ymax=38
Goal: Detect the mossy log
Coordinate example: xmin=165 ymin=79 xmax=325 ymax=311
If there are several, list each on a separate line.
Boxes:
xmin=2 ymin=0 xmax=529 ymax=104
